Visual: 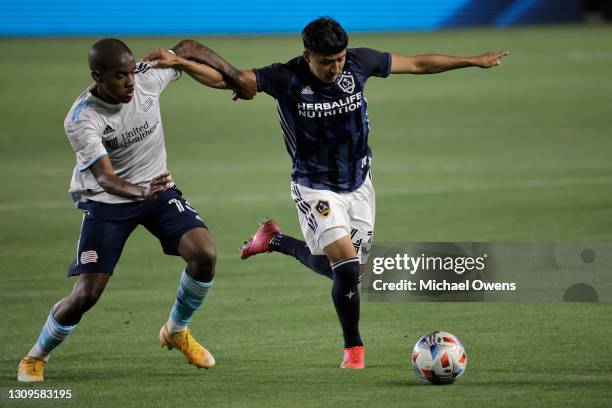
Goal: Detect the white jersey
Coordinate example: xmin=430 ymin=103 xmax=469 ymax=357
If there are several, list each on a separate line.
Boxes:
xmin=65 ymin=61 xmax=181 ymax=205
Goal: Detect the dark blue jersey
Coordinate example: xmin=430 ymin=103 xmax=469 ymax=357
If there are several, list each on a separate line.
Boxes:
xmin=254 ymin=48 xmax=391 ymax=192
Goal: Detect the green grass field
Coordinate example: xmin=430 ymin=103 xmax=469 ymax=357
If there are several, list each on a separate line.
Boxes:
xmin=1 ymin=25 xmax=611 ymax=407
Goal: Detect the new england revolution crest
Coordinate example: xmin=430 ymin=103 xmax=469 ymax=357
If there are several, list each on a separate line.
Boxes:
xmin=315 ymin=200 xmax=331 ymax=217
xmin=337 ymin=72 xmax=355 ymax=94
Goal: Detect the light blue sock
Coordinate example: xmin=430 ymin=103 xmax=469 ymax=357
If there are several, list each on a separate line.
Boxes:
xmin=28 ymin=310 xmax=77 ymax=359
xmin=167 ymin=269 xmax=213 ymax=333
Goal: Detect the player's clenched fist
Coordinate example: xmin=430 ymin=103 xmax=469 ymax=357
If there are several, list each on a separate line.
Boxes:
xmin=142 ymin=172 xmax=173 ymax=199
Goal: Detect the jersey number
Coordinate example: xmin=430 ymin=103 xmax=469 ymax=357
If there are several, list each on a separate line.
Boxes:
xmin=168 ymin=198 xmax=196 ymax=214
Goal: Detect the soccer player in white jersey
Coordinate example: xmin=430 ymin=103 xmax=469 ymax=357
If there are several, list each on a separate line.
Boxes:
xmin=145 ymin=18 xmax=508 ymax=369
xmin=17 ymin=38 xmax=254 ymax=382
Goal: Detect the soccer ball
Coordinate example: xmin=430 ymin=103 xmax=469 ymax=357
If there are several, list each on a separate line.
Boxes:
xmin=411 ymin=331 xmax=467 ymax=385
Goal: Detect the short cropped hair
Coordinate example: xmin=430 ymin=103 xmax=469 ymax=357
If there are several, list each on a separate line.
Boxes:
xmin=88 ymin=38 xmax=133 ymax=73
xmin=302 ymin=17 xmax=348 ymax=55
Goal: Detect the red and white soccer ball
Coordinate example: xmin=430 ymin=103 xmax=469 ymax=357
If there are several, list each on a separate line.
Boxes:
xmin=411 ymin=331 xmax=467 ymax=385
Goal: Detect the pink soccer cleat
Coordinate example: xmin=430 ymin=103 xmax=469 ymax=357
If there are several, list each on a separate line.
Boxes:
xmin=240 ymin=219 xmax=282 ymax=260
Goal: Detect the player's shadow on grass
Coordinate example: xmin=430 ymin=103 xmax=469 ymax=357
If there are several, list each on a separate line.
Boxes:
xmin=376 ymin=379 xmax=425 ymax=387
xmin=308 ymin=363 xmax=392 ymax=369
xmin=0 ymin=373 xmax=23 ymax=385
xmin=456 ymin=379 xmax=611 ymax=387
xmin=377 ymin=378 xmax=612 ymax=387
xmin=25 ymin=369 xmax=198 ymax=384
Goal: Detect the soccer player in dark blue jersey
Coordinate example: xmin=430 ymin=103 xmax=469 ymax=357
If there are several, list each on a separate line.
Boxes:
xmin=146 ymin=17 xmax=507 ymax=369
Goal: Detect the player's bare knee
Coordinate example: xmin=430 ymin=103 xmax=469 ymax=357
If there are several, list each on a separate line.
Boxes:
xmin=72 ymin=289 xmax=102 ymax=313
xmin=70 ymin=273 xmax=108 ymax=311
xmin=187 ymin=246 xmax=216 ymax=280
xmin=196 ymin=245 xmax=216 ymax=268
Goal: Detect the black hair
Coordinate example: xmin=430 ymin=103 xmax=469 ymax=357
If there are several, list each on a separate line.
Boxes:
xmin=302 ymin=17 xmax=348 ymax=55
xmin=88 ymin=38 xmax=133 ymax=73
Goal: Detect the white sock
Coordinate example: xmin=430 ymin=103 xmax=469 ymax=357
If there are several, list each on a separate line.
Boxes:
xmin=166 ymin=318 xmax=187 ymax=334
xmin=27 ymin=343 xmax=50 ymax=362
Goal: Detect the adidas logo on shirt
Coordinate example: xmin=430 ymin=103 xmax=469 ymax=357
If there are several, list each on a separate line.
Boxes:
xmin=103 ymin=125 xmax=115 ymax=135
xmin=301 ymin=86 xmax=314 ymax=95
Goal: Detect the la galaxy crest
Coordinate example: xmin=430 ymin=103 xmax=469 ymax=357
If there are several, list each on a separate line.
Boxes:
xmin=316 ymin=200 xmax=331 ymax=217
xmin=337 ymin=72 xmax=355 ymax=94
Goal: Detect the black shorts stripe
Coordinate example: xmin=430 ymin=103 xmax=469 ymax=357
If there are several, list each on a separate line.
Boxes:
xmin=291 ymin=184 xmax=318 ymax=232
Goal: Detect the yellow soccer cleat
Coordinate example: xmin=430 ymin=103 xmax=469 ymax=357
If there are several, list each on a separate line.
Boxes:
xmin=159 ymin=324 xmax=215 ymax=369
xmin=17 ymin=356 xmax=46 ymax=382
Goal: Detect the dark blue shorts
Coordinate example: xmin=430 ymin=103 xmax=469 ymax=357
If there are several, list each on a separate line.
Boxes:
xmin=67 ymin=187 xmax=207 ymax=276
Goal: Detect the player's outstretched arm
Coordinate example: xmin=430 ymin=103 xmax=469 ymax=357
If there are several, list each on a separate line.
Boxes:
xmin=231 ymin=70 xmax=257 ymax=101
xmin=172 ymin=39 xmax=256 ymax=99
xmin=90 ymin=156 xmax=172 ymax=200
xmin=391 ymin=51 xmax=509 ymax=74
xmin=144 ymin=44 xmax=256 ymax=99
xmin=145 ymin=48 xmax=229 ymax=89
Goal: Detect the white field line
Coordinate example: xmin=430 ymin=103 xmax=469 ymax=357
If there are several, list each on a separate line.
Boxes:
xmin=1 ymin=175 xmax=611 ymax=212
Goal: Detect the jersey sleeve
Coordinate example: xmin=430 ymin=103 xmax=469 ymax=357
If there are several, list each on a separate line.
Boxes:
xmin=135 ymin=60 xmax=181 ymax=94
xmin=350 ymin=48 xmax=392 ymax=78
xmin=65 ymin=119 xmax=108 ymax=172
xmin=253 ymin=63 xmax=287 ymax=99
